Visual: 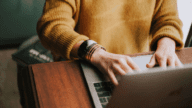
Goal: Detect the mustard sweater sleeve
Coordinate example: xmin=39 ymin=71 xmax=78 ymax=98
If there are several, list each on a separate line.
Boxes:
xmin=36 ymin=0 xmax=88 ymax=60
xmin=150 ymin=0 xmax=184 ymax=51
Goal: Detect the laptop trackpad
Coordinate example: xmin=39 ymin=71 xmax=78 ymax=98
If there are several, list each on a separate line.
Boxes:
xmin=80 ymin=54 xmax=153 ymax=83
xmin=131 ymin=54 xmax=153 ymax=70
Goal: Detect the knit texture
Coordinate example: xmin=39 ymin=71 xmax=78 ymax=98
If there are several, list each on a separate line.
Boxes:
xmin=37 ymin=0 xmax=183 ymax=60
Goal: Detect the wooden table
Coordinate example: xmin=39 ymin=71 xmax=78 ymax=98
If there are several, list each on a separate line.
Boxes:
xmin=18 ymin=48 xmax=192 ymax=108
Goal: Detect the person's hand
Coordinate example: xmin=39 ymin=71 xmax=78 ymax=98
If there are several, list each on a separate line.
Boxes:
xmin=90 ymin=49 xmax=141 ymax=86
xmin=147 ymin=37 xmax=182 ymax=68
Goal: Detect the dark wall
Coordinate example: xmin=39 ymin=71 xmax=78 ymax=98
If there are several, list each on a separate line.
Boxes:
xmin=0 ymin=0 xmax=45 ymax=46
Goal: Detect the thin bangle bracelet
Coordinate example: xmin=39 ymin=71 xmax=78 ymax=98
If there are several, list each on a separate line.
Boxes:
xmin=85 ymin=44 xmax=106 ymax=61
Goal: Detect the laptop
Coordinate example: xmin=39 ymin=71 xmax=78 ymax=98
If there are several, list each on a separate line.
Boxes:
xmin=80 ymin=54 xmax=192 ymax=108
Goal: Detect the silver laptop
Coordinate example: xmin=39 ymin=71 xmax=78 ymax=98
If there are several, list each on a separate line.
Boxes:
xmin=80 ymin=54 xmax=192 ymax=108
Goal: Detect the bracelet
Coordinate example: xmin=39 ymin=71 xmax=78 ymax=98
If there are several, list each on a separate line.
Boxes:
xmin=78 ymin=40 xmax=97 ymax=59
xmin=85 ymin=44 xmax=106 ymax=61
xmin=77 ymin=40 xmax=106 ymax=60
xmin=85 ymin=44 xmax=100 ymax=61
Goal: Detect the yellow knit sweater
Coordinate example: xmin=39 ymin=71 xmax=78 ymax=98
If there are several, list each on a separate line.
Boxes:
xmin=37 ymin=0 xmax=183 ymax=60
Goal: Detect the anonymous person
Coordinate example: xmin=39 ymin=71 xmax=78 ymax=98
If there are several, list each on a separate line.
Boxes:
xmin=37 ymin=0 xmax=184 ymax=85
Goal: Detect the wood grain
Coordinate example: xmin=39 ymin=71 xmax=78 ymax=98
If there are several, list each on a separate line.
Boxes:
xmin=31 ymin=61 xmax=94 ymax=108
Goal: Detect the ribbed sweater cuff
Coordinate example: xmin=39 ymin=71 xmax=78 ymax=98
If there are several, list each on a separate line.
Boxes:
xmin=59 ymin=34 xmax=89 ymax=60
xmin=150 ymin=26 xmax=184 ymax=51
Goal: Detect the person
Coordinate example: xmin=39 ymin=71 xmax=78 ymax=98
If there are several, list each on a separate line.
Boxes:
xmin=37 ymin=0 xmax=184 ymax=85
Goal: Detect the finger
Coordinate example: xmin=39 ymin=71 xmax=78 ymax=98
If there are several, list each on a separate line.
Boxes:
xmin=175 ymin=57 xmax=183 ymax=67
xmin=156 ymin=56 xmax=167 ymax=68
xmin=113 ymin=65 xmax=127 ymax=75
xmin=116 ymin=59 xmax=134 ymax=73
xmin=126 ymin=57 xmax=141 ymax=71
xmin=108 ymin=72 xmax=118 ymax=86
xmin=146 ymin=54 xmax=156 ymax=68
xmin=167 ymin=57 xmax=175 ymax=67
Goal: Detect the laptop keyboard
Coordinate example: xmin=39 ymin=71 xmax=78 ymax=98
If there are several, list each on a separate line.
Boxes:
xmin=94 ymin=82 xmax=114 ymax=108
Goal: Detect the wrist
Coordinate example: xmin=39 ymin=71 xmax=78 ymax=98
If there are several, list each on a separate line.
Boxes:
xmin=90 ymin=47 xmax=107 ymax=63
xmin=157 ymin=37 xmax=176 ymax=50
xmin=71 ymin=41 xmax=84 ymax=58
xmin=77 ymin=40 xmax=106 ymax=61
xmin=85 ymin=44 xmax=106 ymax=62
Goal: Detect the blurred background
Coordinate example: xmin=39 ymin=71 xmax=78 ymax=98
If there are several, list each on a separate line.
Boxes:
xmin=0 ymin=0 xmax=192 ymax=108
xmin=0 ymin=0 xmax=45 ymax=47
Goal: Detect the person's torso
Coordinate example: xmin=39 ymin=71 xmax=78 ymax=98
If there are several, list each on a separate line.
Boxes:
xmin=76 ymin=0 xmax=156 ymax=54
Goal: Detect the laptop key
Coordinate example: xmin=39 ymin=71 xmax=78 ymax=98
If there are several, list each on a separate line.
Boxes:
xmin=94 ymin=83 xmax=101 ymax=87
xmin=101 ymin=82 xmax=108 ymax=87
xmin=99 ymin=97 xmax=107 ymax=103
xmin=106 ymin=96 xmax=111 ymax=102
xmin=95 ymin=87 xmax=111 ymax=92
xmin=107 ymin=82 xmax=113 ymax=86
xmin=110 ymin=85 xmax=114 ymax=91
xmin=97 ymin=91 xmax=111 ymax=97
xmin=101 ymin=103 xmax=108 ymax=108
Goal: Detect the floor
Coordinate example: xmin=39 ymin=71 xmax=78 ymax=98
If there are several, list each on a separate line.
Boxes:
xmin=0 ymin=48 xmax=22 ymax=108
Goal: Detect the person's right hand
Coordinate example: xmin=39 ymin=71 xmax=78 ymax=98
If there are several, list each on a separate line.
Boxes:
xmin=90 ymin=48 xmax=141 ymax=86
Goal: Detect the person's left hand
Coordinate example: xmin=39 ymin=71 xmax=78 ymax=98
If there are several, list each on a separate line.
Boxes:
xmin=146 ymin=37 xmax=182 ymax=68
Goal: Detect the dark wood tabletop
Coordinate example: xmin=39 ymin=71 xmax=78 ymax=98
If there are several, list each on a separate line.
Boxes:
xmin=19 ymin=47 xmax=192 ymax=108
